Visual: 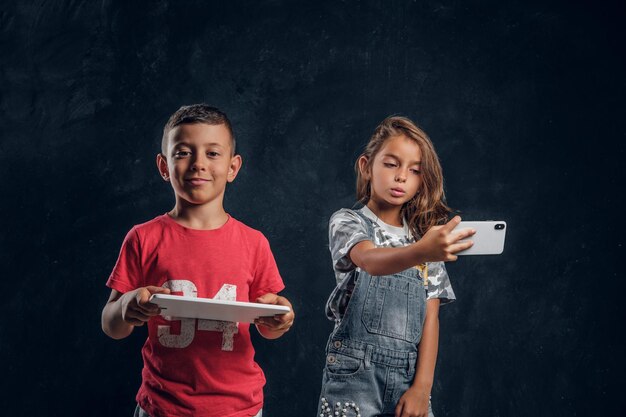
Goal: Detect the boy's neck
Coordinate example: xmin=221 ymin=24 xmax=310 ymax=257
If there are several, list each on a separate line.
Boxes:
xmin=365 ymin=200 xmax=403 ymax=227
xmin=168 ymin=200 xmax=229 ymax=230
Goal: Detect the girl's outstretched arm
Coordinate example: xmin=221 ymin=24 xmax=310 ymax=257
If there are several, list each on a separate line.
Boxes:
xmin=350 ymin=240 xmax=430 ymax=276
xmin=349 ymin=216 xmax=475 ymax=276
xmin=395 ymin=298 xmax=441 ymax=417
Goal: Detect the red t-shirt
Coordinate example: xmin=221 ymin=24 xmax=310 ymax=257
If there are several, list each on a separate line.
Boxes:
xmin=107 ymin=214 xmax=285 ymax=417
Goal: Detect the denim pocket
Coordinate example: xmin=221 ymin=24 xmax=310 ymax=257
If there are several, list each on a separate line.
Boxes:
xmin=361 ymin=274 xmax=424 ymax=343
xmin=325 ymin=352 xmax=364 ymax=379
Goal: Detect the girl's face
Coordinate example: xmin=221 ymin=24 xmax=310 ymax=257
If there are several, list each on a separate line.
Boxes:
xmin=365 ymin=135 xmax=423 ymax=209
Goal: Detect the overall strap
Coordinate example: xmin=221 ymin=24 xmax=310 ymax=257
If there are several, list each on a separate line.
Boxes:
xmin=352 ymin=208 xmax=376 ymax=241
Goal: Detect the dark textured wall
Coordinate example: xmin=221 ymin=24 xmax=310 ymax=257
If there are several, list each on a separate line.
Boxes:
xmin=1 ymin=1 xmax=624 ymax=416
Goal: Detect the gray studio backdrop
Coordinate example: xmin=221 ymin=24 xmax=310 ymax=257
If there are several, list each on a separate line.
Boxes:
xmin=0 ymin=1 xmax=623 ymax=416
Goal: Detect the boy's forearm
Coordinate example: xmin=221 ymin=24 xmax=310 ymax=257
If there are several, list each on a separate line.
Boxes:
xmin=101 ymin=296 xmax=134 ymax=339
xmin=413 ymin=299 xmax=440 ymax=391
xmin=354 ymin=242 xmax=428 ymax=276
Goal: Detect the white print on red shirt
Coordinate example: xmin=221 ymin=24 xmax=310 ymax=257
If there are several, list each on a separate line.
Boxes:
xmin=157 ymin=280 xmax=239 ymax=351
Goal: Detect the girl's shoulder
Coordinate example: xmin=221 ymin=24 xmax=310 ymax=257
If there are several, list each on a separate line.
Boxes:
xmin=329 ymin=207 xmax=370 ymax=233
xmin=328 ymin=208 xmax=372 ymax=248
xmin=330 ymin=207 xmax=363 ymax=222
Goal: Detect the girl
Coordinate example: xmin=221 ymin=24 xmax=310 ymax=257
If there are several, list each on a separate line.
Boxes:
xmin=318 ymin=116 xmax=474 ymax=417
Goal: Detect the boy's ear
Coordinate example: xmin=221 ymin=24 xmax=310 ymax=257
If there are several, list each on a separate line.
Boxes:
xmin=227 ymin=154 xmax=242 ymax=183
xmin=358 ymin=155 xmax=370 ymax=180
xmin=156 ymin=153 xmax=170 ymax=181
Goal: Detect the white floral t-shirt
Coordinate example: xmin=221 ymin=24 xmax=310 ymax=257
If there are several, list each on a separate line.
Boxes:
xmin=325 ymin=206 xmax=456 ymax=321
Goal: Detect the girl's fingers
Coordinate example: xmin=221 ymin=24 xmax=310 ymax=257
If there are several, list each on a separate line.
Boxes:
xmin=441 ymin=216 xmax=461 ymax=232
xmin=449 ymin=240 xmax=474 ymax=254
xmin=394 ymin=400 xmax=403 ymax=417
xmin=450 ymin=227 xmax=475 ymax=243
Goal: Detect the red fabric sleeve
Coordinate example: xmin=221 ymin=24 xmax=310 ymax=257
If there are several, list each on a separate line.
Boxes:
xmin=248 ymin=234 xmax=285 ymax=301
xmin=106 ymin=227 xmax=143 ymax=294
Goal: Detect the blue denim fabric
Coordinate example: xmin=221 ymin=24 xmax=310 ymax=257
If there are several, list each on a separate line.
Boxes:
xmin=318 ymin=211 xmax=433 ymax=417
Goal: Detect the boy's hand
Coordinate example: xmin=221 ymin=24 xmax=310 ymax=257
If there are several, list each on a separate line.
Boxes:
xmin=254 ymin=293 xmax=295 ymax=337
xmin=417 ymin=216 xmax=475 ymax=262
xmin=121 ymin=286 xmax=170 ymax=326
xmin=395 ymin=384 xmax=431 ymax=417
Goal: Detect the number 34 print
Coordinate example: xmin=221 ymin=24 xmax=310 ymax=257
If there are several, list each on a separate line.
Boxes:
xmin=157 ymin=280 xmax=239 ymax=351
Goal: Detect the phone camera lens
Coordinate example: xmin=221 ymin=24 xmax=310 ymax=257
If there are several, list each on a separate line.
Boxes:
xmin=495 ymin=224 xmax=505 ymax=230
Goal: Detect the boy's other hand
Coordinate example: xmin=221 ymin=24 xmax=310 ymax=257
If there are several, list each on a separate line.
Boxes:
xmin=254 ymin=293 xmax=295 ymax=336
xmin=121 ymin=286 xmax=171 ymax=326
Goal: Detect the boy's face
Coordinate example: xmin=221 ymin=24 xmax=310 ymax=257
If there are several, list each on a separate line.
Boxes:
xmin=157 ymin=123 xmax=241 ymax=208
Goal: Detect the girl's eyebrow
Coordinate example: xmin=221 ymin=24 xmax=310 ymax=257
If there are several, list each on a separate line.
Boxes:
xmin=382 ymin=153 xmax=421 ymax=165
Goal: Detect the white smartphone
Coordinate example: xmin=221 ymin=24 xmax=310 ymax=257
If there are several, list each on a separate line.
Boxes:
xmin=452 ymin=221 xmax=507 ymax=255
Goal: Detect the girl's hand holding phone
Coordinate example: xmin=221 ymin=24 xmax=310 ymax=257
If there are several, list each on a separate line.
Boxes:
xmin=416 ymin=216 xmax=476 ymax=262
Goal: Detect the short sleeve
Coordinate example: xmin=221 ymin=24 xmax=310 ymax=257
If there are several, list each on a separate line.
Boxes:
xmin=329 ymin=209 xmax=370 ymax=272
xmin=106 ymin=227 xmax=144 ymax=294
xmin=426 ymin=261 xmax=456 ymax=305
xmin=249 ymin=234 xmax=285 ymax=301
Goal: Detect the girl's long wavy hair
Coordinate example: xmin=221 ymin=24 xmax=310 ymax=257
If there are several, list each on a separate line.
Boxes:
xmin=355 ymin=116 xmax=452 ymax=238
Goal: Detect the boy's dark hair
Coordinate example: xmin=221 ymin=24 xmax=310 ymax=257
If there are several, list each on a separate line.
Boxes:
xmin=161 ymin=104 xmax=236 ymax=155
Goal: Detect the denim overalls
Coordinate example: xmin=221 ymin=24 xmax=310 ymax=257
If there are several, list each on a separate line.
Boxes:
xmin=318 ymin=211 xmax=431 ymax=417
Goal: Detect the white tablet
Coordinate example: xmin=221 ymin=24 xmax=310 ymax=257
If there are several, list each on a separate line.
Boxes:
xmin=149 ymin=294 xmax=291 ymax=323
xmin=452 ymin=221 xmax=507 ymax=255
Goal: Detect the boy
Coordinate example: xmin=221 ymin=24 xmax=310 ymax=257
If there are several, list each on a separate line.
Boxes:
xmin=102 ymin=104 xmax=295 ymax=417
